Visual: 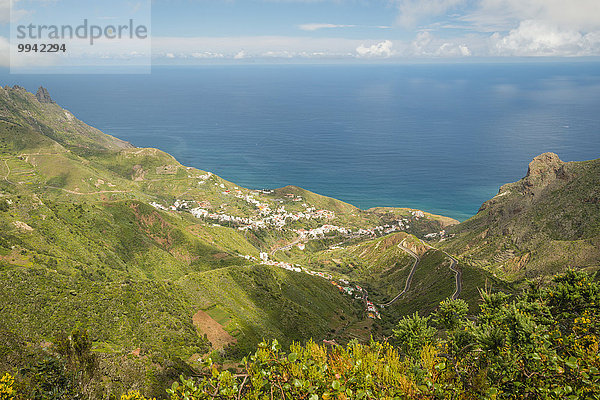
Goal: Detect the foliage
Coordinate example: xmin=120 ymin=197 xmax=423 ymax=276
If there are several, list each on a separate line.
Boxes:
xmin=166 ymin=339 xmax=446 ymax=399
xmin=121 ymin=390 xmax=156 ymax=400
xmin=22 ymin=357 xmax=79 ymax=400
xmin=433 ymin=298 xmax=469 ymax=330
xmin=0 ymin=373 xmax=15 ymax=400
xmin=393 ymin=312 xmax=436 ymax=356
xmin=3 ymin=269 xmax=600 ymax=399
xmin=126 ymin=269 xmax=600 ymax=399
xmin=53 ymin=328 xmax=97 ymax=393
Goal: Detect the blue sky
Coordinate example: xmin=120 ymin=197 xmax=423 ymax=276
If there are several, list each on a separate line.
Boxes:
xmin=150 ymin=1 xmax=398 ymax=38
xmin=1 ymin=0 xmax=600 ymax=66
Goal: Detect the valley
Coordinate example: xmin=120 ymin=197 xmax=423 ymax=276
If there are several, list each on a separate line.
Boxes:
xmin=0 ymin=85 xmax=598 ymax=397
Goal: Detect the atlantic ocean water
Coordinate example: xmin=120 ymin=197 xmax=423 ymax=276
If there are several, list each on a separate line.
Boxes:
xmin=2 ymin=63 xmax=599 ymax=221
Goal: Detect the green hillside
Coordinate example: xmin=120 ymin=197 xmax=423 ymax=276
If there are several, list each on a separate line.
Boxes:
xmin=4 ymin=85 xmax=598 ymax=397
xmin=0 ymin=86 xmax=368 ymax=365
xmin=439 ymin=152 xmax=600 ymax=282
xmin=0 ymin=85 xmax=131 ymax=152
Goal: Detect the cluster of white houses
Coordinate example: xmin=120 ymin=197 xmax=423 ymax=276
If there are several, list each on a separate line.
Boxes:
xmin=186 ymin=204 xmax=335 ymax=231
xmin=295 ymin=224 xmax=350 ymax=239
xmin=150 ymin=190 xmax=336 ymax=231
xmin=423 ymin=230 xmax=455 ymax=241
xmin=293 ymin=219 xmax=411 ymax=243
xmin=353 ymin=220 xmax=411 ymax=237
xmin=410 ymin=210 xmax=426 ymax=219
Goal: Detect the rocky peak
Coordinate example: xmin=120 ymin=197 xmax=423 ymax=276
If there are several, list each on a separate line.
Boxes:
xmin=35 ymin=86 xmax=55 ymax=104
xmin=522 ymin=152 xmax=566 ymax=192
xmin=526 ymin=152 xmax=562 ymax=176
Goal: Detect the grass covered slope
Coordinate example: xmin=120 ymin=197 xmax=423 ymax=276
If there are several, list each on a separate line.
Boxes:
xmin=279 ymin=231 xmax=506 ymax=326
xmin=441 ymin=153 xmax=600 ymax=281
xmin=0 ymin=267 xmax=207 ymax=358
xmin=0 ymin=85 xmax=365 ymax=363
xmin=178 ymin=264 xmax=360 ymax=354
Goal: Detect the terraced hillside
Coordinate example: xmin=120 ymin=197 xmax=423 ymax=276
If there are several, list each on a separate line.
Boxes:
xmin=276 ymin=231 xmax=507 ymax=326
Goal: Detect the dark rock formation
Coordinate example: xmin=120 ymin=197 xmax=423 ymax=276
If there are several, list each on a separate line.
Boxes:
xmin=35 ymin=86 xmax=55 ymax=104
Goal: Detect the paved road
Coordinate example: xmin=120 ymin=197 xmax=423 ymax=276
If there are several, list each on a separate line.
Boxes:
xmin=445 ymin=252 xmax=462 ymax=300
xmin=379 ymin=239 xmax=463 ymax=308
xmin=378 ymin=239 xmax=420 ymax=308
xmin=420 ymin=239 xmax=462 ymax=300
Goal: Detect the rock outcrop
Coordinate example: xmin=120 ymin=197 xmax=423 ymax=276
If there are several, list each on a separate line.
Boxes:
xmin=521 ymin=152 xmax=567 ymax=194
xmin=35 ymin=86 xmax=55 ymax=104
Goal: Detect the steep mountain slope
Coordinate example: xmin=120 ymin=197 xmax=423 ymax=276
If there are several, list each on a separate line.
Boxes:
xmin=440 ymin=152 xmax=600 ymax=281
xmin=0 ymin=85 xmax=131 ymax=152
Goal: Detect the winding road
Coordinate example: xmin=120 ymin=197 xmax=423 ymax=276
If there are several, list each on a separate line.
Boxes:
xmin=2 ymin=159 xmax=12 ymax=183
xmin=268 ymin=233 xmax=463 ymax=310
xmin=44 ymin=186 xmax=128 ymax=195
xmin=446 ymin=252 xmax=461 ymax=300
xmin=379 ymin=239 xmax=463 ymax=307
xmin=420 ymin=239 xmax=462 ymax=300
xmin=378 ymin=239 xmax=420 ymax=308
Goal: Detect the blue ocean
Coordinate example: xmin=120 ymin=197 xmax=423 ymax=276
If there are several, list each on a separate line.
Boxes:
xmin=2 ymin=63 xmax=599 ymax=221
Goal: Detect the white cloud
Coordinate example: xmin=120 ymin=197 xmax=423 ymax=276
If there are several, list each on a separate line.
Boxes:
xmin=473 ymin=0 xmax=600 ymax=32
xmin=356 ymin=40 xmax=394 ymax=57
xmin=261 ymin=50 xmax=294 ymax=58
xmin=150 ymin=35 xmax=479 ymax=61
xmin=492 ymin=20 xmax=600 ymax=56
xmin=404 ymin=31 xmax=473 ymax=57
xmin=191 ymin=51 xmax=224 ymax=59
xmin=299 ymin=23 xmax=356 ymax=31
xmin=436 ymin=42 xmax=471 ymax=56
xmin=393 ymin=0 xmax=600 ymax=56
xmin=152 ymin=36 xmax=364 ymax=60
xmin=165 ymin=52 xmax=175 ymax=58
xmin=459 ymin=44 xmax=471 ymax=56
xmin=410 ymin=31 xmax=433 ymax=54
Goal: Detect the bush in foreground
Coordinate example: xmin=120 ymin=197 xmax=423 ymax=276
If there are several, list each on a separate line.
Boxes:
xmin=164 ymin=269 xmax=600 ymax=399
xmin=2 ymin=269 xmax=600 ymax=399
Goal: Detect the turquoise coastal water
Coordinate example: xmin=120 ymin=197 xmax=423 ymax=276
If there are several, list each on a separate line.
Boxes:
xmin=2 ymin=63 xmax=599 ymax=220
